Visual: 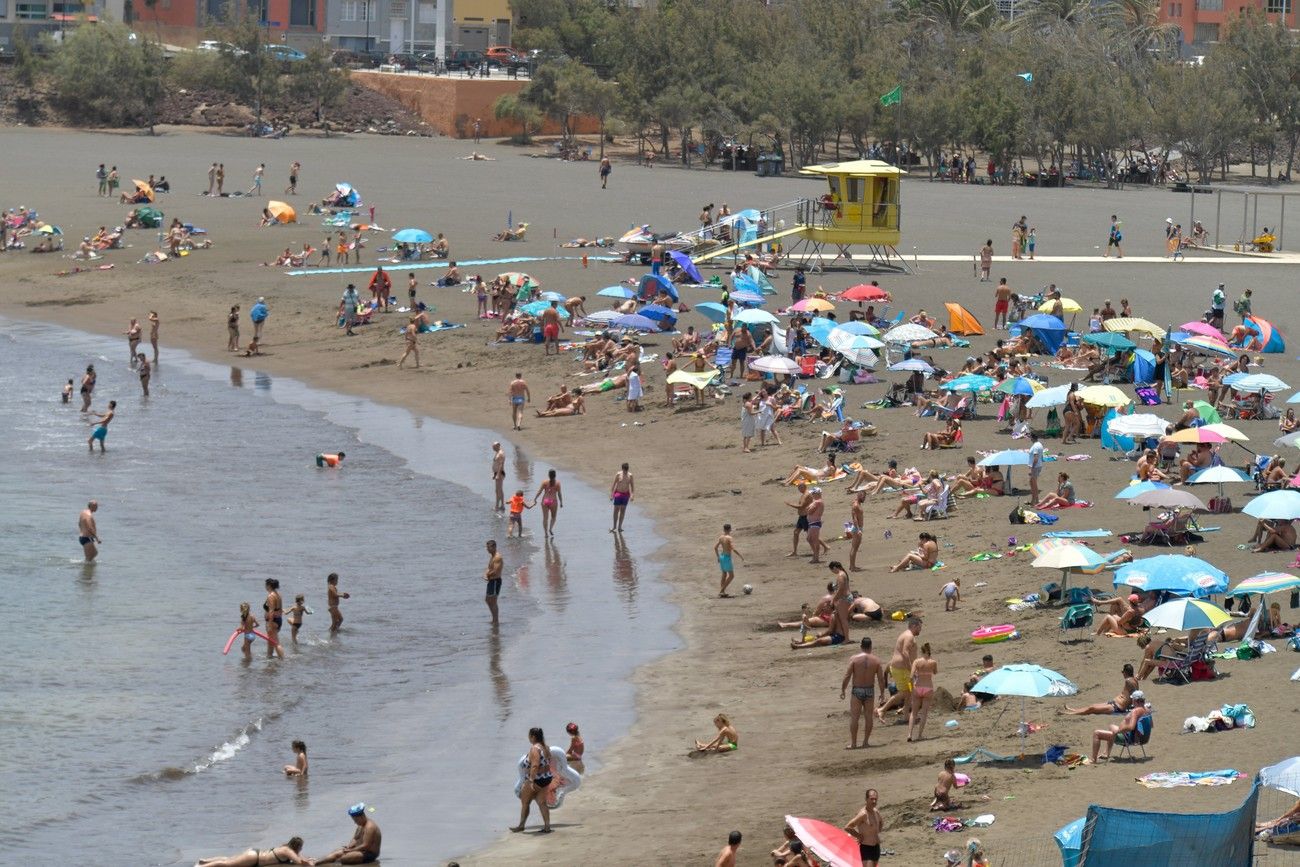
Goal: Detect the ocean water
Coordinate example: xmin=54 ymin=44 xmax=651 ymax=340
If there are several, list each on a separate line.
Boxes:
xmin=0 ymin=317 xmax=678 ymax=865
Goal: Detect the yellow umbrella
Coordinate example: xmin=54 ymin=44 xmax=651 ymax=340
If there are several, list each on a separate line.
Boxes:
xmin=1103 ymin=317 xmax=1166 ymax=338
xmin=1039 ymin=297 xmax=1083 ymax=314
xmin=131 ymin=179 xmax=155 ymax=202
xmin=1201 ymin=422 xmax=1249 ymax=442
xmin=666 ymin=369 xmax=718 ymax=391
xmin=1077 ymin=384 xmax=1132 ymax=407
xmin=795 ymin=297 xmax=836 ymax=312
xmin=267 ymin=200 xmax=297 ymax=224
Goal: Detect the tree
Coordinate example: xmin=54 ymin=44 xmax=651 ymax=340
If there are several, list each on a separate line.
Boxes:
xmin=48 ymin=21 xmax=156 ymax=127
xmin=292 ymin=48 xmax=351 ymax=129
xmin=493 ymin=93 xmax=543 ymax=144
xmin=558 ymin=63 xmax=619 ymax=157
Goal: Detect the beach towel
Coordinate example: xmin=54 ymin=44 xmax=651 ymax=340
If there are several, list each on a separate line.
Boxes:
xmin=933 ymin=817 xmax=964 ymax=832
xmin=1045 ymin=501 xmax=1092 ymax=509
xmin=953 ymin=747 xmax=1017 ymax=764
xmin=1042 ymin=529 xmax=1112 ymax=538
xmin=1136 ymin=770 xmax=1244 ymax=788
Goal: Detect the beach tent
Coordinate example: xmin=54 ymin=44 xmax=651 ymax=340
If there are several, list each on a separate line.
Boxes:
xmin=1128 ymin=349 xmax=1156 ymax=384
xmin=1065 ymin=784 xmax=1258 ymax=864
xmin=944 ymin=303 xmax=984 ymax=336
xmin=1019 ymin=313 xmax=1067 ymax=355
xmin=746 ymin=265 xmax=777 ymax=295
xmin=1245 ymin=314 xmax=1285 ymax=353
xmin=135 ymin=206 xmax=163 ymax=228
xmin=334 ymin=183 xmax=360 ymax=206
xmin=668 ymin=251 xmax=703 ymax=283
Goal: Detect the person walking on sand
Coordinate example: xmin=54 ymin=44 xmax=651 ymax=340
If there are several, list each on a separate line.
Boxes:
xmin=714 ymin=523 xmax=743 ymax=597
xmin=847 ymin=491 xmax=866 ymax=571
xmin=610 ymin=462 xmax=634 ymax=532
xmin=993 ymin=276 xmax=1011 ymax=330
xmin=491 ymin=442 xmax=507 ymax=511
xmin=908 ymin=642 xmax=938 ymax=741
xmin=285 ymin=161 xmax=300 ymax=195
xmin=247 ymin=163 xmax=264 ymax=196
xmin=845 ymin=788 xmax=884 ymax=867
xmin=599 ymin=156 xmax=612 ymax=189
xmin=148 ymin=311 xmax=160 ymax=362
xmin=317 ymin=803 xmax=382 ymax=864
xmin=206 ymin=162 xmax=217 ymax=196
xmin=941 ymin=577 xmax=961 ymax=611
xmin=87 ymin=400 xmax=116 ymax=453
xmin=327 ymin=572 xmax=349 ymax=632
xmin=829 ymin=560 xmax=851 ymax=637
xmin=511 ymin=727 xmax=554 ymax=834
xmin=878 ymin=617 xmax=921 ymax=721
xmin=841 ymin=637 xmax=887 ymax=748
xmin=508 ymin=372 xmax=530 ymax=431
xmin=787 ymin=481 xmax=813 ymax=557
xmin=532 ymin=469 xmax=563 ymax=537
xmin=715 ymin=831 xmax=742 ymax=867
xmin=216 ymin=163 xmax=225 ymax=196
xmin=250 ymin=297 xmax=269 ymax=342
xmin=540 ymin=300 xmax=562 ymax=355
xmin=807 ymin=488 xmax=829 ymax=563
xmin=484 ymin=539 xmax=503 ymax=625
xmin=1027 ymin=431 xmax=1045 ymax=505
xmin=79 ymin=363 xmax=96 ymax=412
xmin=78 ymin=500 xmax=101 ymax=561
xmin=1105 ymin=214 xmax=1123 ymax=258
xmin=979 ymin=239 xmax=993 ymax=282
xmin=368 ymin=265 xmax=391 ymax=313
xmin=398 ymin=318 xmax=420 ymax=368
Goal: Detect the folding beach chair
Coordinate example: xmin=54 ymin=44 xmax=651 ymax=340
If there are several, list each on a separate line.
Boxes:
xmin=1059 ymin=604 xmax=1094 ymax=642
xmin=919 ymin=486 xmax=952 ymax=521
xmin=1116 ymin=713 xmax=1154 ymax=760
xmin=1156 ymin=634 xmax=1212 ymax=684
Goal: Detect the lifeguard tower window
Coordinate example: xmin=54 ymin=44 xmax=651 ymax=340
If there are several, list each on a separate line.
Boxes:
xmin=828 ymin=177 xmax=841 ymax=199
xmin=846 ymin=177 xmax=864 ymax=202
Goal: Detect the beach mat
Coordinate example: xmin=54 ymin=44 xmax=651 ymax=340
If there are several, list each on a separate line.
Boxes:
xmin=1042 ymin=529 xmax=1112 ymax=539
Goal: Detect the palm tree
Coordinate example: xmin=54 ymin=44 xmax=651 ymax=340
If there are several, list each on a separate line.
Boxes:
xmin=899 ymin=0 xmax=997 ymax=35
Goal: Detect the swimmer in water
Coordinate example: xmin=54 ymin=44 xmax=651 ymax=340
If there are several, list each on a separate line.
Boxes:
xmin=284 ymin=739 xmax=308 ymax=777
xmin=316 ymin=451 xmax=345 ymax=468
xmin=197 ymin=836 xmax=313 ymax=866
xmin=78 ymin=500 xmax=101 ymax=561
xmin=62 ymin=378 xmax=74 ymax=403
xmin=327 ymin=572 xmax=349 ymax=632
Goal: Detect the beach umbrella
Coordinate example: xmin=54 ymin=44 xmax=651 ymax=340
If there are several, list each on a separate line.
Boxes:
xmin=1228 ymin=571 xmax=1300 ymax=597
xmin=538 ymin=291 xmax=566 ymax=302
xmin=887 ymin=358 xmax=934 ymax=374
xmin=1278 ymin=431 xmax=1300 ymax=449
xmin=970 ymin=664 xmax=1078 ymax=754
xmin=1243 ymin=489 xmax=1300 ymax=520
xmin=639 ymin=304 xmax=678 ymax=323
xmin=884 ymin=323 xmax=938 ymax=344
xmin=1027 ymin=384 xmax=1071 ymax=409
xmin=668 ymin=250 xmax=703 ymax=283
xmin=584 ymin=310 xmax=622 ymax=325
xmin=1187 ymin=465 xmax=1251 ymax=502
xmin=1190 ymin=400 xmax=1222 ymax=424
xmin=735 ymin=308 xmax=779 ymax=326
xmin=828 ymin=330 xmax=885 ymax=353
xmin=978 ymin=449 xmax=1033 ymax=467
xmin=498 ymin=272 xmax=533 ymax=287
xmin=36 ymin=224 xmax=61 ymax=235
xmin=1115 ymin=480 xmax=1171 ymax=499
xmin=130 ymin=179 xmax=155 ymax=202
xmin=996 ymin=376 xmax=1043 ymax=396
xmin=612 ymin=313 xmax=658 ymax=332
xmin=805 ymin=317 xmax=839 ymax=345
xmin=639 ymin=273 xmax=678 ymax=302
xmin=335 ymin=182 xmax=353 ymax=195
xmin=945 ymin=374 xmax=997 ymax=393
xmin=1104 ymin=317 xmax=1166 ymax=338
xmin=1201 ymin=423 xmax=1248 ymax=442
xmin=731 ymin=290 xmax=765 ymax=306
xmin=1167 ymin=427 xmax=1226 ymax=445
xmin=1077 ymin=385 xmax=1132 ymax=407
xmin=392 ymin=227 xmax=432 ymax=244
xmin=1259 ymin=757 xmax=1300 ymax=797
xmin=1126 ymin=488 xmax=1207 ymax=511
xmin=1039 ymin=297 xmax=1083 ymax=314
xmin=694 ymin=302 xmax=729 ymax=323
xmin=265 ymin=201 xmax=295 ymax=223
xmin=1113 ymin=554 xmax=1229 ymax=597
xmin=838 ymin=346 xmax=880 ymax=368
xmin=519 ymin=301 xmax=569 ymax=319
xmin=1224 ymin=372 xmax=1289 ymax=393
xmin=840 ymin=283 xmax=890 ymax=302
xmin=832 ymin=321 xmax=881 ymax=337
xmin=1178 ymin=321 xmax=1224 ymax=340
xmin=1180 ymin=335 xmax=1237 ymax=358
xmin=1107 ymin=413 xmax=1169 ymax=439
xmin=1143 ymin=599 xmax=1233 ymax=631
xmin=1082 ymin=331 xmax=1136 ymax=351
xmin=791 ymin=297 xmax=835 ymax=313
xmin=598 ymin=285 xmax=636 ymax=300
xmin=1033 ymin=543 xmax=1106 ymax=600
xmin=785 ymin=816 xmax=862 ymax=867
xmin=1245 ymin=314 xmax=1285 ymax=353
xmin=749 ymin=355 xmax=802 ymax=375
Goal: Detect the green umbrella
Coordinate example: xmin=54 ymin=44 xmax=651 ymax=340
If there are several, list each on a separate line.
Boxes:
xmin=1083 ymin=331 xmax=1136 ymax=351
xmin=1191 ymin=400 xmax=1222 ymax=424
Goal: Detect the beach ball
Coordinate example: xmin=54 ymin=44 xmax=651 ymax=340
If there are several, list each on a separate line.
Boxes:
xmin=742 ymin=584 xmax=753 ymax=595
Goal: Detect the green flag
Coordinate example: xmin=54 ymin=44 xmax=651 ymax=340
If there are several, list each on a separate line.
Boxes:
xmin=880 ymin=85 xmax=902 ymax=107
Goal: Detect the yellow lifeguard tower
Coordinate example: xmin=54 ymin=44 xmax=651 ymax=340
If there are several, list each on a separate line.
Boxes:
xmin=693 ymin=159 xmax=908 ymax=272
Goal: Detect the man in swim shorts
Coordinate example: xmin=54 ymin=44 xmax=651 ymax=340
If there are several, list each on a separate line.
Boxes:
xmin=540 ymin=301 xmax=563 ymax=356
xmin=845 ymin=788 xmax=884 ymax=867
xmin=316 ymin=451 xmax=345 ymax=468
xmin=610 ymin=462 xmax=634 ymax=533
xmin=87 ymin=400 xmax=116 ymax=453
xmin=484 ymin=539 xmax=503 ymax=626
xmin=879 ymin=617 xmax=922 ymax=720
xmin=508 ymin=372 xmax=530 ymax=431
xmin=78 ymin=500 xmax=101 ymax=561
xmin=317 ymin=803 xmax=381 ymax=864
xmin=841 ymin=637 xmax=887 ymax=748
xmin=714 ymin=523 xmax=744 ymax=598
xmin=787 ymin=482 xmax=813 ymax=557
xmin=491 ymin=441 xmax=507 ymax=511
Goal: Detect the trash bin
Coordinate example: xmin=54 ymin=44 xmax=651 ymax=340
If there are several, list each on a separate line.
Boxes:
xmin=770 ymin=154 xmax=784 ymax=175
xmin=755 ymin=155 xmax=769 ymax=177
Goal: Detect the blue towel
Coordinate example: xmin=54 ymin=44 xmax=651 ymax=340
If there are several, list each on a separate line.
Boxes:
xmin=1042 ymin=529 xmax=1113 ymax=538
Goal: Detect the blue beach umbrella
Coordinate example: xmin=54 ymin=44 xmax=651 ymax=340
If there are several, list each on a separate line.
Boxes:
xmin=392 ymin=227 xmax=432 ymax=244
xmin=638 ymin=273 xmax=678 ymax=302
xmin=694 ymin=302 xmax=729 ymax=323
xmin=970 ymin=663 xmax=1077 ymax=698
xmin=832 ymin=320 xmax=881 ymax=337
xmin=735 ymin=308 xmax=779 ymax=326
xmin=519 ymin=301 xmax=569 ymax=319
xmin=945 ymin=374 xmax=997 ymax=393
xmin=1114 ymin=480 xmax=1171 ymax=500
xmin=640 ymin=304 xmax=678 ymax=323
xmin=612 ymin=313 xmax=658 ymax=332
xmin=731 ymin=290 xmax=765 ymax=306
xmin=584 ymin=310 xmax=621 ymax=325
xmin=1224 ymin=372 xmax=1288 ymax=393
xmin=977 ymin=449 xmax=1033 ymax=467
xmin=1113 ymin=554 xmax=1229 ymax=597
xmin=1083 ymin=331 xmax=1135 ymax=351
xmin=668 ymin=250 xmax=703 ymax=283
xmin=538 ymin=291 xmax=566 ymax=302
xmin=1243 ymin=489 xmax=1300 ymax=520
xmin=598 ymin=285 xmax=637 ymax=299
xmin=733 ymin=273 xmax=762 ymax=295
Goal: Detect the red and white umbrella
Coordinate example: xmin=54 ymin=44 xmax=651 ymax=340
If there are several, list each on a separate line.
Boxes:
xmin=785 ymin=815 xmax=862 ymax=867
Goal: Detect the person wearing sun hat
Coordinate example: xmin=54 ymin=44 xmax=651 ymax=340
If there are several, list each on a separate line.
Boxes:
xmin=316 ymin=803 xmax=381 ymax=864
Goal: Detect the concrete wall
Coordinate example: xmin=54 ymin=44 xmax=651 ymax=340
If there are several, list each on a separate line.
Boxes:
xmin=353 ymin=69 xmax=597 ymax=138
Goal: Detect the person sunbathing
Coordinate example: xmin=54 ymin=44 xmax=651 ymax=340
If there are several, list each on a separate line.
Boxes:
xmin=921 ymin=419 xmax=961 ymax=450
xmin=916 ymin=390 xmax=963 ymax=417
xmin=493 ymin=222 xmax=528 ymax=241
xmin=994 ymin=335 xmax=1032 ymax=358
xmin=820 ymin=420 xmax=857 ymax=453
xmin=694 ymin=714 xmax=738 ymax=753
xmin=1282 ymin=409 xmax=1299 ymax=434
xmin=948 ymin=457 xmax=987 ymax=497
xmin=1035 ymin=472 xmax=1077 ymax=508
xmin=1065 ymin=664 xmax=1138 ymax=714
xmin=784 ymin=457 xmax=841 ymax=487
xmin=1255 ymin=518 xmax=1296 ymax=553
xmin=1136 ymin=450 xmax=1169 ymax=483
xmin=890 ymin=532 xmax=939 ymax=572
xmin=542 ymin=382 xmax=571 ymax=411
xmin=580 ymin=373 xmax=630 ymax=395
xmin=1088 ymin=698 xmax=1150 ymax=763
xmin=778 ymin=595 xmax=834 ymax=631
xmin=1094 ymin=604 xmax=1143 ymax=636
xmin=536 ymin=390 xmax=585 ymax=417
xmin=196 ymin=837 xmax=312 ymax=867
xmin=850 ymin=594 xmax=883 ymax=622
xmin=893 ymin=473 xmax=941 ymax=519
xmin=673 ymin=326 xmax=701 ymax=354
xmin=1256 ymin=798 xmax=1300 ymax=836
xmin=30 ymin=234 xmax=59 ymax=253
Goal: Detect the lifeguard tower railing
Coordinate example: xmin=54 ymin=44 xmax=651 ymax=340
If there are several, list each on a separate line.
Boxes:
xmin=681 ymin=197 xmax=903 ymax=252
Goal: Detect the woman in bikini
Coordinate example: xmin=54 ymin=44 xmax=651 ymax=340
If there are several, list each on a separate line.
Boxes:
xmin=263 ymin=579 xmax=285 ymax=660
xmin=891 ymin=532 xmax=939 ymax=573
xmin=783 ymin=452 xmax=840 ymax=487
xmin=908 ymin=643 xmax=938 ymax=742
xmin=532 ymin=469 xmax=564 ymax=537
xmin=197 ymin=837 xmax=312 ymax=866
xmin=511 ymin=727 xmax=554 ymax=834
xmin=79 ymin=364 xmax=96 ymax=412
xmin=694 ymin=713 xmax=739 ymax=753
xmin=1062 ymin=383 xmax=1084 ymax=444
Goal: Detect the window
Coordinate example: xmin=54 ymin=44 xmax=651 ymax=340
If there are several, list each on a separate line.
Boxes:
xmin=289 ymin=0 xmax=314 ymax=26
xmin=16 ymin=2 xmax=48 ymax=18
xmin=418 ymin=1 xmax=436 ymax=23
xmin=341 ymin=0 xmax=371 ymax=21
xmin=1267 ymin=0 xmax=1290 ymax=13
xmin=0 ymin=0 xmax=9 ymax=15
xmin=1196 ymin=0 xmax=1222 ymax=10
xmin=1193 ymin=22 xmax=1219 ymax=42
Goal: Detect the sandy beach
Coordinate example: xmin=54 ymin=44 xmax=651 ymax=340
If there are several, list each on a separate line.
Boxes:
xmin=4 ymin=125 xmax=1300 ymax=865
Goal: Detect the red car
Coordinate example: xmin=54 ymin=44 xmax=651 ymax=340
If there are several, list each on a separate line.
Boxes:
xmin=485 ymin=46 xmax=521 ymax=65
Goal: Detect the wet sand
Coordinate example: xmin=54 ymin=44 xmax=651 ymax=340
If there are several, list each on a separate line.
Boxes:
xmin=3 ymin=126 xmax=1300 ymax=865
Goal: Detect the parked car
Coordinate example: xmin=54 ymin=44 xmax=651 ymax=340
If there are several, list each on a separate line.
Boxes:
xmin=197 ymin=40 xmax=248 ymax=56
xmin=445 ymin=49 xmax=500 ymax=71
xmin=386 ymin=51 xmax=440 ymax=71
xmin=331 ymin=49 xmax=385 ymax=69
xmin=264 ymin=45 xmax=306 ymax=62
xmin=484 ymin=45 xmax=521 ymax=65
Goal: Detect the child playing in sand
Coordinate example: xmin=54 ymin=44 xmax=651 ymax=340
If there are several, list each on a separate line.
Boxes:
xmin=941 ymin=577 xmax=961 ymax=611
xmin=694 ymin=714 xmax=738 ymax=753
xmin=931 ymin=758 xmax=961 ymax=811
xmin=286 ymin=594 xmax=309 ymax=640
xmin=283 ymin=740 xmax=308 ymax=776
xmin=508 ymin=489 xmax=532 ymax=537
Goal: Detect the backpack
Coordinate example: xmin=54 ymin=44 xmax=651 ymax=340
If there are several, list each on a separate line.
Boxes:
xmin=1009 ymin=506 xmax=1026 ymax=524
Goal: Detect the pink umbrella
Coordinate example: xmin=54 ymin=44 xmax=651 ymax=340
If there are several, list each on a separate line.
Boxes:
xmin=1179 ymin=321 xmax=1225 ymax=341
xmin=785 ymin=815 xmax=862 ymax=867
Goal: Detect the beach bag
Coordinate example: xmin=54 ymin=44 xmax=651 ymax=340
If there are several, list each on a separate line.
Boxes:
xmin=1192 ymin=659 xmax=1217 ymax=680
xmin=1009 ymin=506 xmax=1027 ymax=524
xmin=1045 ymin=408 xmax=1062 ymax=438
xmin=1135 ymin=386 xmax=1160 ymax=406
